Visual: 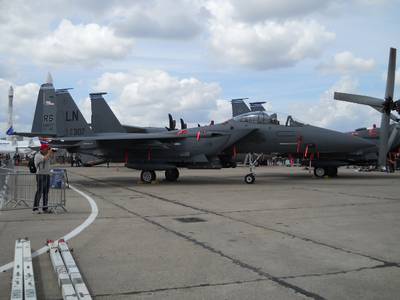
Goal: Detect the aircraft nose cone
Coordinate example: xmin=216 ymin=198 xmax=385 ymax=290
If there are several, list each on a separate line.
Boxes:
xmin=325 ymin=130 xmax=375 ymax=153
xmin=343 ymin=134 xmax=376 ymax=152
xmin=307 ymin=126 xmax=376 ymax=153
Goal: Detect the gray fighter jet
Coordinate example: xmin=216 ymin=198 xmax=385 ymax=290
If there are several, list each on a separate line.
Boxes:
xmin=84 ymin=92 xmax=381 ymax=181
xmin=20 ymin=78 xmax=257 ymax=183
xmin=229 ymin=99 xmax=386 ymax=178
xmin=334 ymin=47 xmax=400 ymax=171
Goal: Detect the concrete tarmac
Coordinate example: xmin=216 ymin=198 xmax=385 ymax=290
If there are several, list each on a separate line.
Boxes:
xmin=0 ymin=165 xmax=399 ymax=299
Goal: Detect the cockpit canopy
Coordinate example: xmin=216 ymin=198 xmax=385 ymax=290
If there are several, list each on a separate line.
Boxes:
xmin=232 ymin=111 xmax=304 ymax=127
xmin=233 ymin=111 xmax=278 ymax=124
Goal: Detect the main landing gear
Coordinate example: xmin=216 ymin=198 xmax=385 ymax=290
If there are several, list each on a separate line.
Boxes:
xmin=313 ymin=166 xmax=338 ymax=178
xmin=140 ymin=170 xmax=156 ymax=183
xmin=140 ymin=168 xmax=180 ymax=183
xmin=165 ymin=168 xmax=179 ymax=182
xmin=244 ymin=153 xmax=263 ymax=184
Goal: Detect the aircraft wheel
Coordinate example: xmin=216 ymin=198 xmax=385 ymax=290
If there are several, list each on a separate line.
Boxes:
xmin=141 ymin=170 xmax=156 ymax=183
xmin=165 ymin=168 xmax=179 ymax=182
xmin=327 ymin=167 xmax=338 ymax=177
xmin=314 ymin=167 xmax=326 ymax=178
xmin=244 ymin=173 xmax=255 ymax=184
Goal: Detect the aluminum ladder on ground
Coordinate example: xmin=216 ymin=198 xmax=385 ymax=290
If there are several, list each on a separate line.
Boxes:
xmin=10 ymin=238 xmax=37 ymax=300
xmin=48 ymin=240 xmax=91 ymax=300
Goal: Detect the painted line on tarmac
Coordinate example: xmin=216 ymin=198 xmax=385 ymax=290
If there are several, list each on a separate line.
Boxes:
xmin=0 ymin=184 xmax=98 ymax=273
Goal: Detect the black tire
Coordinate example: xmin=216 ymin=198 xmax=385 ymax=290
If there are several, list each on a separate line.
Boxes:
xmin=314 ymin=167 xmax=326 ymax=178
xmin=141 ymin=170 xmax=156 ymax=183
xmin=244 ymin=173 xmax=255 ymax=184
xmin=165 ymin=168 xmax=179 ymax=182
xmin=327 ymin=167 xmax=338 ymax=177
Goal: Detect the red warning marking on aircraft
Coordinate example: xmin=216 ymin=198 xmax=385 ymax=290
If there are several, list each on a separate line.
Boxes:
xmin=177 ymin=129 xmax=188 ymax=135
xmin=296 ymin=136 xmax=303 ymax=153
xmin=304 ymin=144 xmax=309 ymax=158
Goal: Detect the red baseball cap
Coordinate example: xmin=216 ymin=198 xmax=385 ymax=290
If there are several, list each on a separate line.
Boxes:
xmin=40 ymin=144 xmax=50 ymax=151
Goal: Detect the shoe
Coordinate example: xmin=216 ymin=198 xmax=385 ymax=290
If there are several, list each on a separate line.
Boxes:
xmin=42 ymin=210 xmax=52 ymax=214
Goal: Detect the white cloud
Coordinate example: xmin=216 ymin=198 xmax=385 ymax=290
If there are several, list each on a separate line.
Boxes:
xmin=208 ymin=18 xmax=335 ymax=70
xmin=208 ymin=99 xmax=232 ymax=123
xmin=89 ymin=70 xmax=222 ymax=127
xmin=227 ymin=0 xmax=392 ymax=22
xmin=0 ymin=1 xmax=50 ymax=57
xmin=354 ymin=0 xmax=392 ymax=5
xmin=0 ymin=2 xmax=135 ymax=67
xmin=28 ymin=20 xmax=134 ymax=66
xmin=0 ymin=79 xmax=40 ymax=134
xmin=111 ymin=0 xmax=207 ymax=39
xmin=229 ymin=0 xmax=333 ymax=21
xmin=294 ymin=76 xmax=381 ymax=131
xmin=318 ymin=51 xmax=375 ymax=74
xmin=0 ymin=59 xmax=16 ymax=79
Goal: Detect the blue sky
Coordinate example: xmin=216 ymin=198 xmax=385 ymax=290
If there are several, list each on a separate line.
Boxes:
xmin=0 ymin=0 xmax=399 ymax=134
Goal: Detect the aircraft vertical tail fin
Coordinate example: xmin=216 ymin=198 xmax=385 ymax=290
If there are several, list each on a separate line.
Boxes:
xmin=250 ymin=101 xmax=266 ymax=112
xmin=55 ymin=89 xmax=92 ymax=137
xmin=90 ymin=93 xmax=125 ymax=133
xmin=31 ymin=81 xmax=58 ymax=136
xmin=231 ymin=98 xmax=250 ymax=117
xmin=24 ymin=75 xmax=91 ymax=138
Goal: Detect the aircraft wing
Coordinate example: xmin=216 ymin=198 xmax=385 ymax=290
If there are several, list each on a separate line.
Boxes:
xmin=13 ymin=131 xmax=57 ymax=138
xmin=50 ymin=132 xmax=186 ymax=143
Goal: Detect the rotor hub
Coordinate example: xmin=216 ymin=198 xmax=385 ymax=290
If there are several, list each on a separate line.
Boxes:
xmin=383 ymin=97 xmax=394 ymax=114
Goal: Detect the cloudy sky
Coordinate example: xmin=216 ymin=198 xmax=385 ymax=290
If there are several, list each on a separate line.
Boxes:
xmin=0 ymin=0 xmax=399 ymax=134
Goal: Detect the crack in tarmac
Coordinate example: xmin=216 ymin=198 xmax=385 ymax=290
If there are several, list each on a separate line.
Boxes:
xmin=93 ymin=278 xmax=269 ymax=298
xmin=279 ymin=262 xmax=399 ymax=280
xmin=291 ymin=186 xmax=400 ymax=202
xmin=218 ymin=200 xmax=399 ymax=214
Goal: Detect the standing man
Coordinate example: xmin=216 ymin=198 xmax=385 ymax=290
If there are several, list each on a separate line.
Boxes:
xmin=33 ymin=144 xmax=54 ymax=213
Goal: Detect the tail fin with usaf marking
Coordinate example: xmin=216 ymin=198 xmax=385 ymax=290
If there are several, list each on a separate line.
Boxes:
xmin=31 ymin=80 xmax=58 ymax=136
xmin=55 ymin=88 xmax=91 ymax=137
xmin=30 ymin=74 xmax=91 ymax=137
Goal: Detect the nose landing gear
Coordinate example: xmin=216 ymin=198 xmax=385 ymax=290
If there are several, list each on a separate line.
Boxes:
xmin=244 ymin=173 xmax=255 ymax=184
xmin=244 ymin=153 xmax=263 ymax=184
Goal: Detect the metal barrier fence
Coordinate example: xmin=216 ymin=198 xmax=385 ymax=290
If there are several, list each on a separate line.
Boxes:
xmin=0 ymin=169 xmax=68 ymax=212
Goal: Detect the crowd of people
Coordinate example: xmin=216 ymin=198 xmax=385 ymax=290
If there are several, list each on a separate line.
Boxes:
xmin=0 ymin=150 xmax=85 ymax=167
